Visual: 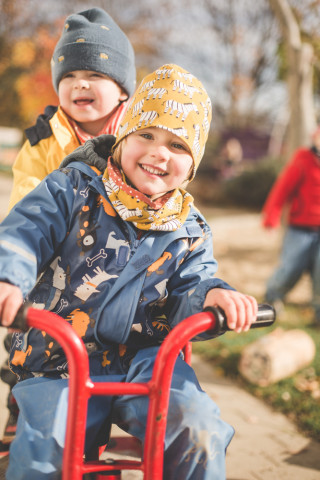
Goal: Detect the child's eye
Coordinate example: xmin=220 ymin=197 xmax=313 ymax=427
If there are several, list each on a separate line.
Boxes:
xmin=172 ymin=142 xmax=187 ymax=151
xmin=140 ymin=133 xmax=153 ymax=140
xmin=62 ymin=73 xmax=74 ymax=79
xmin=90 ymin=72 xmax=107 ymax=79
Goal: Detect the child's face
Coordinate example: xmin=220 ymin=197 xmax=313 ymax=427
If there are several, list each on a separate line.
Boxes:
xmin=120 ymin=127 xmax=193 ymax=200
xmin=59 ymin=70 xmax=127 ymax=135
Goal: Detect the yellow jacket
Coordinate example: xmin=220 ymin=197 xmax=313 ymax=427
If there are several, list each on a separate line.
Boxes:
xmin=9 ymin=106 xmax=80 ymax=210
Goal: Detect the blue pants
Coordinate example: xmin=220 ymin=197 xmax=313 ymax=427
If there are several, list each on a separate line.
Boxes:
xmin=6 ymin=347 xmax=234 ymax=480
xmin=265 ymin=226 xmax=320 ymax=318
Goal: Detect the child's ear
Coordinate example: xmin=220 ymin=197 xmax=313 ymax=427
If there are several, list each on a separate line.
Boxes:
xmin=181 ymin=168 xmax=193 ymax=189
xmin=119 ymin=91 xmax=129 ymax=102
xmin=187 ymin=164 xmax=194 ymax=181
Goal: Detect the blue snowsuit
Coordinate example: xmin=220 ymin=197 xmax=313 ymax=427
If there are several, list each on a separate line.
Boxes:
xmin=1 ymin=136 xmax=234 ymax=479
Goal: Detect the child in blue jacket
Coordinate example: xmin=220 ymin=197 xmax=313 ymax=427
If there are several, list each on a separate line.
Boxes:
xmin=0 ymin=64 xmax=257 ymax=480
xmin=1 ymin=5 xmax=136 ymax=447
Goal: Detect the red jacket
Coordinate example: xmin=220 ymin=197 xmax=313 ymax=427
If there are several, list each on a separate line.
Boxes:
xmin=262 ymin=148 xmax=320 ymax=228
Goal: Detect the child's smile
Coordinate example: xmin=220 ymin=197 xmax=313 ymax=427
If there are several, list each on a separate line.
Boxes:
xmin=139 ymin=163 xmax=168 ymax=177
xmin=120 ymin=127 xmax=193 ymax=200
xmin=73 ymin=96 xmax=95 ymax=107
xmin=59 ymin=70 xmax=127 ymax=135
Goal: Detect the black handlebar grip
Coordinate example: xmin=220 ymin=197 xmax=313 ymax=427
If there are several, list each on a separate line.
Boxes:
xmin=203 ymin=303 xmax=276 ymax=336
xmin=5 ymin=304 xmax=30 ymax=332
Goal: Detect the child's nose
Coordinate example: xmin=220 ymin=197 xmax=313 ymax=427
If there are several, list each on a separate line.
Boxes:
xmin=152 ymin=145 xmax=170 ymax=161
xmin=74 ymin=79 xmax=90 ymax=90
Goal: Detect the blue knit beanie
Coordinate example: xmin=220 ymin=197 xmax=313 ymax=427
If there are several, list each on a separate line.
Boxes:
xmin=51 ymin=7 xmax=136 ymax=97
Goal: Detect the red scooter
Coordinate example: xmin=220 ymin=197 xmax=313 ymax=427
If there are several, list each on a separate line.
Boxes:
xmin=2 ymin=304 xmax=275 ymax=479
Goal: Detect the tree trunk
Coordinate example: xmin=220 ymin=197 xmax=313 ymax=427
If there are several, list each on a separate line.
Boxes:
xmin=269 ymin=0 xmax=316 ymax=156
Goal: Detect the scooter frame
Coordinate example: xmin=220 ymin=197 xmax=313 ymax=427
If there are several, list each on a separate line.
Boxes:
xmin=6 ymin=304 xmax=275 ymax=479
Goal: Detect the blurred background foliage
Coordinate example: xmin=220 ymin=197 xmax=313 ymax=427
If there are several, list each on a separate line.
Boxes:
xmin=1 ymin=0 xmax=320 ymax=206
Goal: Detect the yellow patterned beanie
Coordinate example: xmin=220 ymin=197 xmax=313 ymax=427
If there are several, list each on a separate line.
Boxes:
xmin=113 ymin=64 xmax=212 ymax=180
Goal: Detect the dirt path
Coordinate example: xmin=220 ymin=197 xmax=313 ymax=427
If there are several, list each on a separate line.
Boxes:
xmin=0 ymin=174 xmax=11 ymax=220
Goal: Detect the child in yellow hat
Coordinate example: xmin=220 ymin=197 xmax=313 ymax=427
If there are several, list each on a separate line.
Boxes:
xmin=0 ymin=64 xmax=257 ymax=479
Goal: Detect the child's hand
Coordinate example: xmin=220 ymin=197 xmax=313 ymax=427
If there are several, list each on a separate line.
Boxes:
xmin=203 ymin=288 xmax=258 ymax=333
xmin=0 ymin=282 xmax=23 ymax=328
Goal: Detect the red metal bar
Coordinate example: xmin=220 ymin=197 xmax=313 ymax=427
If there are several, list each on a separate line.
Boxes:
xmin=89 ymin=381 xmax=150 ymax=396
xmin=24 ymin=307 xmax=219 ymax=479
xmin=183 ymin=342 xmax=193 ymax=365
xmin=143 ymin=311 xmax=218 ymax=479
xmin=81 ymin=459 xmax=143 ymax=474
xmin=25 ymin=308 xmax=91 ymax=480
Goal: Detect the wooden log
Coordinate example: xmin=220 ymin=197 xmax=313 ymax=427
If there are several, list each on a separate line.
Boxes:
xmin=238 ymin=328 xmax=316 ymax=386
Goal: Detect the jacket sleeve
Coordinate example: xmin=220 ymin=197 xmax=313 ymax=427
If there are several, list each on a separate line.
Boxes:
xmin=8 ymin=139 xmax=54 ymax=211
xmin=0 ymin=170 xmax=75 ymax=296
xmin=261 ymin=150 xmax=304 ymax=228
xmin=164 ymin=221 xmax=234 ymax=339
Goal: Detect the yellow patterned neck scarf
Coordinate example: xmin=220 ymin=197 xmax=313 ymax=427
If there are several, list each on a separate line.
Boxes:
xmin=102 ymin=158 xmax=193 ymax=231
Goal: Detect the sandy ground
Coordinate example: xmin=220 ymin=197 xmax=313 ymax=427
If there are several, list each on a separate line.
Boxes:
xmin=206 ymin=208 xmax=311 ymax=304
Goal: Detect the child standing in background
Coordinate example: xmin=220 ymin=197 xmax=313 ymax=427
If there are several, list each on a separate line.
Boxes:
xmin=8 ymin=6 xmax=136 ymax=209
xmin=262 ymin=127 xmax=320 ymax=325
xmin=0 ymin=64 xmax=257 ymax=479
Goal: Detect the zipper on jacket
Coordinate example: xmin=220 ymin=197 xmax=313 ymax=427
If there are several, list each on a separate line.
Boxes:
xmin=125 ymin=223 xmax=148 ymax=258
